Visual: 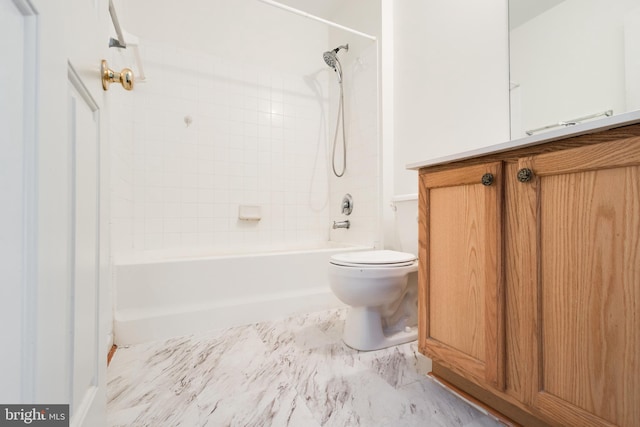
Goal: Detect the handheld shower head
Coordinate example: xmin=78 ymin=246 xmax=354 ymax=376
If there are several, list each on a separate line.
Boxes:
xmin=323 ymin=51 xmax=338 ymax=69
xmin=322 ymin=44 xmax=349 ymax=69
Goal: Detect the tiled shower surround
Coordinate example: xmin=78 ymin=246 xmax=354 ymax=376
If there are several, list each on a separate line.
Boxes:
xmin=111 ymin=40 xmax=379 ymax=257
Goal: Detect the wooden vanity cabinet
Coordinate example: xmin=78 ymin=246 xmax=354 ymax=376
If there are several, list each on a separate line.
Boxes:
xmin=418 ymin=162 xmax=505 ymax=390
xmin=418 ymin=127 xmax=640 ymax=427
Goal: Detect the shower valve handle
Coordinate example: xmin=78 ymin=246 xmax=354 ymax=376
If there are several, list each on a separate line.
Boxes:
xmin=341 ymin=194 xmax=353 ymax=215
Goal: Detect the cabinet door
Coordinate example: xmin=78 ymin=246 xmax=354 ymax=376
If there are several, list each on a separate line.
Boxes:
xmin=518 ymin=138 xmax=640 ymax=427
xmin=419 ymin=162 xmax=505 ymax=390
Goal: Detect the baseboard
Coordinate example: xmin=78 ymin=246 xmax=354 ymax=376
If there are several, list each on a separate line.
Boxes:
xmin=428 ymin=372 xmax=519 ymax=427
xmin=107 ymin=345 xmax=117 ymax=366
xmin=432 ymin=363 xmax=552 ymax=427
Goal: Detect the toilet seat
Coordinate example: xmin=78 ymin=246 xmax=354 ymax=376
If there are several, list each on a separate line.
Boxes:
xmin=330 ymin=250 xmax=417 ymax=268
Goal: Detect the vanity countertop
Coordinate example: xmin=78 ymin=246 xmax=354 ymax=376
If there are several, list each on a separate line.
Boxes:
xmin=407 ymin=110 xmax=640 ymax=170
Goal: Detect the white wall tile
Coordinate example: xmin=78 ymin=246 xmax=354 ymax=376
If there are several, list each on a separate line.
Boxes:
xmin=111 ymin=37 xmax=379 ymax=256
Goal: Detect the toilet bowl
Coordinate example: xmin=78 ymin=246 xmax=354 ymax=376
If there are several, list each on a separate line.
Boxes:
xmin=329 ymin=250 xmax=418 ymax=351
xmin=328 ymin=193 xmax=420 ymax=351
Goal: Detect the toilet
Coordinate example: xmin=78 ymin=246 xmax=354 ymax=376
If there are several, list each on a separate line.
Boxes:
xmin=328 ymin=194 xmax=419 ymax=351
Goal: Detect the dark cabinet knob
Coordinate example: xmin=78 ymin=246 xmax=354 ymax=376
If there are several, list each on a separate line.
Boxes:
xmin=517 ymin=168 xmax=533 ymax=183
xmin=481 ymin=173 xmax=494 ymax=186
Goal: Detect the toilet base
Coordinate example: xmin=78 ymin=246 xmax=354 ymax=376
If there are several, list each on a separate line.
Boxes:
xmin=342 ymin=306 xmax=418 ymax=351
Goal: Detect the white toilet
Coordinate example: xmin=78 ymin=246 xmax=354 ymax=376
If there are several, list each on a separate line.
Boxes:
xmin=328 ymin=195 xmax=419 ymax=351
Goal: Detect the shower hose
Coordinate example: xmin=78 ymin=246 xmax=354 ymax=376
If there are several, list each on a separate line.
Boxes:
xmin=332 ymin=81 xmax=347 ymax=177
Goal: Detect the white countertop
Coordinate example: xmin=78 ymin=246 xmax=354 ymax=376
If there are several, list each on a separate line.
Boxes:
xmin=407 ymin=110 xmax=640 ymax=170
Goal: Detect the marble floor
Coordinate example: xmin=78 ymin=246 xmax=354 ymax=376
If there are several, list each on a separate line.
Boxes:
xmin=107 ymin=309 xmax=504 ymax=427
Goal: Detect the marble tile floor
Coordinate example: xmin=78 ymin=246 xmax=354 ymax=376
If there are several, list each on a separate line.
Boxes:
xmin=107 ymin=308 xmax=504 ymax=427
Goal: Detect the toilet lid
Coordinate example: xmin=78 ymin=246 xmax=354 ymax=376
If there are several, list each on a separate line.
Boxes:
xmin=330 ymin=250 xmax=417 ymax=268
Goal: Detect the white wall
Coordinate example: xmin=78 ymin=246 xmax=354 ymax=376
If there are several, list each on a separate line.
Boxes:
xmin=392 ymin=0 xmax=510 ymax=195
xmin=121 ymin=0 xmax=325 ymax=77
xmin=111 ymin=0 xmax=513 ymax=253
xmin=111 ymin=42 xmax=334 ymax=256
xmin=110 ymin=0 xmax=382 ymax=256
xmin=331 ymin=0 xmax=381 ymax=39
xmin=510 ymin=0 xmax=639 ymax=137
xmin=381 ymin=0 xmax=396 ymax=250
xmin=326 ymin=1 xmax=382 ymax=248
xmin=625 ymin=7 xmax=640 ymax=112
xmin=0 ymin=0 xmax=27 ymax=401
xmin=109 ymin=48 xmax=135 ymax=256
xmin=327 ymin=42 xmax=380 ymax=247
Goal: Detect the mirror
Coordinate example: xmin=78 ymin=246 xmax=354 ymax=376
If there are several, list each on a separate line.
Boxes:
xmin=509 ymin=0 xmax=640 ymax=139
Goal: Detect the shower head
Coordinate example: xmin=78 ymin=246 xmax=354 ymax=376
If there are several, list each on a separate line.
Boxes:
xmin=323 ymin=51 xmax=338 ymax=69
xmin=323 ymin=44 xmax=349 ymax=69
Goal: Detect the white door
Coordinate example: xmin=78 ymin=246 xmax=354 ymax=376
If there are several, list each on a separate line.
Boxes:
xmin=0 ymin=0 xmax=111 ymax=425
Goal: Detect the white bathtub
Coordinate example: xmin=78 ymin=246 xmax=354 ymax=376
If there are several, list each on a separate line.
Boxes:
xmin=113 ymin=244 xmax=370 ymax=345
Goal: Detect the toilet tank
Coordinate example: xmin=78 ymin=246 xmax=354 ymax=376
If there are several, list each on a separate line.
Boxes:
xmin=391 ymin=194 xmax=418 ymax=256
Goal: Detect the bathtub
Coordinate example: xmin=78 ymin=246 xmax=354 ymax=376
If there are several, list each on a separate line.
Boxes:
xmin=113 ymin=243 xmax=371 ymax=345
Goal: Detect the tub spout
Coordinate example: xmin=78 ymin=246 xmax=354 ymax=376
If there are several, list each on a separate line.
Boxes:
xmin=333 ymin=220 xmax=350 ymax=229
